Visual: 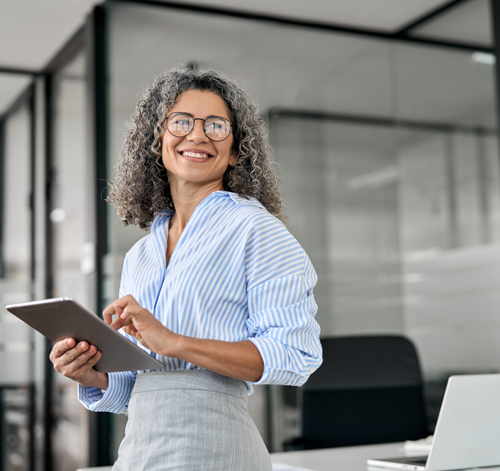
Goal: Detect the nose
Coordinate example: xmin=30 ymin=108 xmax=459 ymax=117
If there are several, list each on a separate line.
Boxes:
xmin=187 ymin=119 xmax=209 ymax=143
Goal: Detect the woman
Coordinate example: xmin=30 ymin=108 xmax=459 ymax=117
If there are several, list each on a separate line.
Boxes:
xmin=50 ymin=66 xmax=322 ymax=470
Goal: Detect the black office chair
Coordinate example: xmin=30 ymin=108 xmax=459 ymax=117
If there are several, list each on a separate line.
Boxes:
xmin=285 ymin=335 xmax=429 ymax=450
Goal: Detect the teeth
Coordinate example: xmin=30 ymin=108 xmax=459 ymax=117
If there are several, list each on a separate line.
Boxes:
xmin=183 ymin=151 xmax=210 ymax=159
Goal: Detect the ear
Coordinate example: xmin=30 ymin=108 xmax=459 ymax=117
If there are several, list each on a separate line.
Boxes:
xmin=160 ymin=120 xmax=167 ymax=143
xmin=229 ymin=148 xmax=237 ymax=167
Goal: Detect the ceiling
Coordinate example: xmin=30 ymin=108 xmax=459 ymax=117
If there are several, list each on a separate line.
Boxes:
xmin=164 ymin=0 xmax=491 ymax=39
xmin=0 ymin=0 xmax=494 ymax=117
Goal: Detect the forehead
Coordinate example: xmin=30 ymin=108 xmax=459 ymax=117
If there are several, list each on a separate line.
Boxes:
xmin=170 ymin=90 xmax=231 ymax=119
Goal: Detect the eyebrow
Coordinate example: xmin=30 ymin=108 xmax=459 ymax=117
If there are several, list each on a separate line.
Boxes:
xmin=169 ymin=112 xmax=231 ymax=121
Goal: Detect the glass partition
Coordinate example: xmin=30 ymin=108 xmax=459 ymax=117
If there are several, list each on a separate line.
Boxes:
xmin=270 ymin=116 xmax=402 ymax=336
xmin=107 ymin=2 xmax=394 ymax=452
xmin=392 ymin=42 xmax=499 ymax=426
xmin=0 ymin=98 xmax=35 ymax=471
xmin=50 ymin=49 xmax=92 ymax=471
xmin=107 ymin=1 xmax=500 ymax=451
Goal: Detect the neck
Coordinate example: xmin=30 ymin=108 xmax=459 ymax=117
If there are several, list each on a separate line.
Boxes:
xmin=169 ymin=180 xmax=224 ymax=230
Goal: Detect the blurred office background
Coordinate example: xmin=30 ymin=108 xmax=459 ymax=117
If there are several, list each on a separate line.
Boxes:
xmin=1 ymin=0 xmax=500 ymax=469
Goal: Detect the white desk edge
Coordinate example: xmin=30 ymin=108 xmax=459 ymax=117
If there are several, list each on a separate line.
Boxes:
xmin=77 ymin=442 xmax=408 ymax=471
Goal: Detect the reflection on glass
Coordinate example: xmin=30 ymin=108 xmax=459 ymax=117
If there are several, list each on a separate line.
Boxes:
xmin=271 ymin=117 xmax=402 ymax=337
xmin=393 ymin=42 xmax=497 ymax=129
xmin=398 ymin=129 xmax=500 ymax=383
xmin=269 ymin=116 xmax=403 ymax=448
xmin=51 ymin=49 xmax=91 ymax=471
xmin=393 ymin=41 xmax=500 ymax=395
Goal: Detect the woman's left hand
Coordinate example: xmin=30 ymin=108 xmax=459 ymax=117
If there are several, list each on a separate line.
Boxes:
xmin=103 ymin=295 xmax=174 ymax=356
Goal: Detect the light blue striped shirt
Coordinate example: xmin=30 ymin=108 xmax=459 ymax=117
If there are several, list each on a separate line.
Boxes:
xmin=79 ymin=191 xmax=322 ymax=414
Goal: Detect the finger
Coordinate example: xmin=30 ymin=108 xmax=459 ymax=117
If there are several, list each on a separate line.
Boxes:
xmin=57 ymin=341 xmax=93 ymax=366
xmin=121 ymin=294 xmax=137 ymax=304
xmin=111 ymin=294 xmax=139 ymax=311
xmin=103 ymin=298 xmax=131 ymax=324
xmin=53 ymin=343 xmax=93 ymax=374
xmin=110 ymin=315 xmax=133 ymax=331
xmin=103 ymin=295 xmax=137 ymax=324
xmin=50 ymin=338 xmax=76 ymax=360
xmin=84 ymin=349 xmax=102 ymax=369
xmin=119 ymin=305 xmax=134 ymax=321
xmin=71 ymin=345 xmax=100 ymax=370
xmin=103 ymin=303 xmax=120 ymax=325
xmin=110 ymin=304 xmax=143 ymax=329
xmin=122 ymin=326 xmax=147 ymax=350
xmin=122 ymin=325 xmax=139 ymax=338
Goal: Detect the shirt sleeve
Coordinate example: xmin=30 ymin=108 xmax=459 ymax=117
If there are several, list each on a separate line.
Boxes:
xmin=77 ymin=252 xmax=139 ymax=414
xmin=78 ymin=370 xmax=137 ymax=414
xmin=245 ymin=216 xmax=323 ymax=386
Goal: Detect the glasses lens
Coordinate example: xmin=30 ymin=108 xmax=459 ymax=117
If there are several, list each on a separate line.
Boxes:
xmin=167 ymin=113 xmax=193 ymax=137
xmin=204 ymin=117 xmax=231 ymax=141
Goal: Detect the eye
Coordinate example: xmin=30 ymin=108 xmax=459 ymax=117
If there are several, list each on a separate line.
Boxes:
xmin=207 ymin=122 xmax=224 ymax=131
xmin=206 ymin=118 xmax=230 ymax=134
xmin=168 ymin=114 xmax=193 ymax=133
xmin=173 ymin=118 xmax=190 ymax=127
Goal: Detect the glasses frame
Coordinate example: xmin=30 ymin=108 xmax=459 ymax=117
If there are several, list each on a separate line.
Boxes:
xmin=165 ymin=112 xmax=233 ymax=142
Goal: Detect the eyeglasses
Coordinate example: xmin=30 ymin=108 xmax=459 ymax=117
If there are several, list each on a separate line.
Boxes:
xmin=165 ymin=112 xmax=232 ymax=142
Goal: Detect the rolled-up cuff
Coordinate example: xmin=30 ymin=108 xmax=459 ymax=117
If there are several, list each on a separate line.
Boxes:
xmin=249 ymin=337 xmax=319 ymax=387
xmin=78 ymin=371 xmax=135 ymax=414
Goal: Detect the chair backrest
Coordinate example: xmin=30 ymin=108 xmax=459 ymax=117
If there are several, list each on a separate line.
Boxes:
xmin=299 ymin=335 xmax=429 ymax=449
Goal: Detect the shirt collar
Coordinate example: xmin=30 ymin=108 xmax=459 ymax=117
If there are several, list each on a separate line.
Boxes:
xmin=152 ymin=191 xmax=264 ymax=233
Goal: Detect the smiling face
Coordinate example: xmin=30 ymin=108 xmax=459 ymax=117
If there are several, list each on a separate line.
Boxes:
xmin=161 ymin=89 xmax=237 ymax=195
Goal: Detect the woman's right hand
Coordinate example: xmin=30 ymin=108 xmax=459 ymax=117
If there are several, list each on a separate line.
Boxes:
xmin=49 ymin=338 xmax=108 ymax=390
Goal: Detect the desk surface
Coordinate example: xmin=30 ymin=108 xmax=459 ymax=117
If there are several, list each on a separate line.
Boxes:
xmin=77 ymin=442 xmax=407 ymax=471
xmin=271 ymin=442 xmax=405 ymax=471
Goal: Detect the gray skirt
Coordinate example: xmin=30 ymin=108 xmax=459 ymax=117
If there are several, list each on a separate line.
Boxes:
xmin=112 ymin=369 xmax=272 ymax=471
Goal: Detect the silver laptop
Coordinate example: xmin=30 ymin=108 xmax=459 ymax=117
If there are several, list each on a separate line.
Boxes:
xmin=367 ymin=374 xmax=500 ymax=471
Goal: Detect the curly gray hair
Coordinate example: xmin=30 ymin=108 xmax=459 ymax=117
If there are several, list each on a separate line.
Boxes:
xmin=107 ymin=66 xmax=284 ymax=229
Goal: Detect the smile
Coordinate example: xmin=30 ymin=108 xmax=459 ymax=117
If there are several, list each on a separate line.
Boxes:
xmin=179 ymin=151 xmax=214 ymax=159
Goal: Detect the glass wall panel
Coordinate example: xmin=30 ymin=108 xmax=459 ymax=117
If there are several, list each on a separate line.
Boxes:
xmin=270 ymin=116 xmax=402 ymax=336
xmin=50 ymin=49 xmax=92 ymax=471
xmin=393 ymin=44 xmax=496 ymax=128
xmin=106 ymin=3 xmax=395 ymax=301
xmin=394 ymin=42 xmax=500 ymax=389
xmin=269 ymin=115 xmax=402 ymax=447
xmin=33 ymin=76 xmax=48 ymax=471
xmin=107 ymin=3 xmax=393 ymax=452
xmin=0 ymin=100 xmax=35 ymax=471
xmin=107 ymin=0 xmax=499 ymax=452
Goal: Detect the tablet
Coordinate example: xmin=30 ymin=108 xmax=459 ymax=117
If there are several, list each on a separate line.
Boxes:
xmin=6 ymin=297 xmax=164 ymax=373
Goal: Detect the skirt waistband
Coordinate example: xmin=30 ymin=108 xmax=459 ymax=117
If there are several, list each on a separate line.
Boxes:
xmin=134 ymin=369 xmax=248 ymax=400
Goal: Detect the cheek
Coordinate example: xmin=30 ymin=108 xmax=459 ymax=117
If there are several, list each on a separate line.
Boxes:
xmin=161 ymin=135 xmax=179 ymax=157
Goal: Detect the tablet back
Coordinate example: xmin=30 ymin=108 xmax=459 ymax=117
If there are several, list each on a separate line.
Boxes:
xmin=6 ymin=297 xmax=164 ymax=373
